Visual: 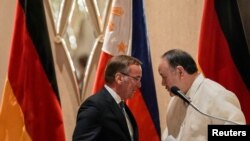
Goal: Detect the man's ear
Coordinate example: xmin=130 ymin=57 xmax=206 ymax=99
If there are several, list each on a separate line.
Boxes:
xmin=115 ymin=73 xmax=123 ymax=84
xmin=176 ymin=65 xmax=185 ymax=78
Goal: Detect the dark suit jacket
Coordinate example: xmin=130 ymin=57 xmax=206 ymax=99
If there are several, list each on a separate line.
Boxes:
xmin=73 ymin=87 xmax=139 ymax=141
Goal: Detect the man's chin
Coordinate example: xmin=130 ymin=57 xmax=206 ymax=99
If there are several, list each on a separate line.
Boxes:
xmin=170 ymin=93 xmax=175 ymax=97
xmin=127 ymin=93 xmax=135 ymax=99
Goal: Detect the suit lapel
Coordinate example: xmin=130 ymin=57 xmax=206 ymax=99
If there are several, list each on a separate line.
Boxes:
xmin=125 ymin=104 xmax=138 ymax=140
xmin=101 ymin=88 xmax=131 ymax=138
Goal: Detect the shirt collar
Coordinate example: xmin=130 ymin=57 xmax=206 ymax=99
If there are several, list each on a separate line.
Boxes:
xmin=186 ymin=73 xmax=204 ymax=98
xmin=104 ymin=84 xmax=122 ymax=104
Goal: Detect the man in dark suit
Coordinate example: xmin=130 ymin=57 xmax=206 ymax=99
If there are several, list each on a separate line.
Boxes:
xmin=73 ymin=55 xmax=142 ymax=141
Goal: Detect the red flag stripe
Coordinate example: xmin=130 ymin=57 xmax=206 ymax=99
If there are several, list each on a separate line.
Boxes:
xmin=92 ymin=52 xmax=113 ymax=93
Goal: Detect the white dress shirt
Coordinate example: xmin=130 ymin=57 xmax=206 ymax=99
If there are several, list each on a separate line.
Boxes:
xmin=162 ymin=73 xmax=246 ymax=141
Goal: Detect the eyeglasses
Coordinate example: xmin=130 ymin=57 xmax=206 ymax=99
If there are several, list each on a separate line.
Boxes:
xmin=120 ymin=72 xmax=141 ymax=82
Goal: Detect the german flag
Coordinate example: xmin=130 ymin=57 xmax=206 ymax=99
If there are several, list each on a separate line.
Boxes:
xmin=198 ymin=0 xmax=250 ymax=123
xmin=0 ymin=0 xmax=66 ymax=140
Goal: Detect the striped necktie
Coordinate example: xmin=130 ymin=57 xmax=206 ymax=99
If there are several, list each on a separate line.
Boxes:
xmin=119 ymin=101 xmax=134 ymax=141
xmin=119 ymin=101 xmax=126 ymax=115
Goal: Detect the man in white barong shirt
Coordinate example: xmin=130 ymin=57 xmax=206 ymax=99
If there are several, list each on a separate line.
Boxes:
xmin=158 ymin=49 xmax=246 ymax=141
